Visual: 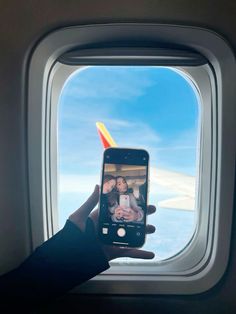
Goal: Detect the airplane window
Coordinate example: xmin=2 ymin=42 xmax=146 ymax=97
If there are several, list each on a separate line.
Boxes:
xmin=58 ymin=66 xmax=199 ymax=261
xmin=27 ymin=23 xmax=235 ymax=294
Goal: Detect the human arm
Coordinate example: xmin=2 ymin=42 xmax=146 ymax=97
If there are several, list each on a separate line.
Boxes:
xmin=0 ymin=218 xmax=109 ymax=312
xmin=0 ymin=186 xmax=109 ymax=312
xmin=0 ymin=185 xmax=155 ymax=311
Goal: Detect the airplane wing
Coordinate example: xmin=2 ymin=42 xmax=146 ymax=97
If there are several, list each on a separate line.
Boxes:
xmin=150 ymin=167 xmax=196 ymax=210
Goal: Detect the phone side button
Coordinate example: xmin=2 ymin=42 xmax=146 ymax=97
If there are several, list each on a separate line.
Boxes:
xmin=117 ymin=228 xmax=126 ymax=237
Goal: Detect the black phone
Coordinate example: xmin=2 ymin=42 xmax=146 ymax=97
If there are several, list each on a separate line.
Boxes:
xmin=98 ymin=147 xmax=149 ymax=248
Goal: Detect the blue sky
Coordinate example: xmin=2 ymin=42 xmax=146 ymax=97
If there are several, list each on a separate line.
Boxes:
xmin=59 ymin=66 xmax=199 ymax=176
xmin=57 ymin=66 xmax=199 ymax=259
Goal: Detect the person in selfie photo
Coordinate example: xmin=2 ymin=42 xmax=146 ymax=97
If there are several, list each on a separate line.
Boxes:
xmin=100 ymin=174 xmax=118 ymax=222
xmin=102 ymin=174 xmax=116 ymax=194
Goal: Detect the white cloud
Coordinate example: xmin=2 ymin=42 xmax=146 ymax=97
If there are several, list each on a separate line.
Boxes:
xmin=59 ymin=174 xmax=100 ymax=193
xmin=61 ymin=66 xmax=154 ymax=101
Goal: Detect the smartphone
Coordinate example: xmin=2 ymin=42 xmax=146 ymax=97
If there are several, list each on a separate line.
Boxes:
xmin=98 ymin=147 xmax=149 ymax=248
xmin=119 ymin=194 xmax=130 ymax=208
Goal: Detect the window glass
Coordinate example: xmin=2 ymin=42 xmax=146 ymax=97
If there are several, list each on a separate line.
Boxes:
xmin=58 ymin=66 xmax=199 ymax=261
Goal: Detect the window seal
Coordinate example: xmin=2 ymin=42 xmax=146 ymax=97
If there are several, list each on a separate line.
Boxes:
xmin=58 ymin=47 xmax=208 ymax=66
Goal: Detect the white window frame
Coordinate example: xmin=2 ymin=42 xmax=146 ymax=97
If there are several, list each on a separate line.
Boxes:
xmin=27 ymin=24 xmax=236 ymax=294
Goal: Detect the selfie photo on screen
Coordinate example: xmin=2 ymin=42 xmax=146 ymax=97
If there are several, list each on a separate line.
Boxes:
xmin=101 ymin=164 xmax=147 ymax=224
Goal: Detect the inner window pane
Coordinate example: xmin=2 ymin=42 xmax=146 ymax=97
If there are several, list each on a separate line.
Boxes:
xmin=58 ymin=66 xmax=199 ymax=261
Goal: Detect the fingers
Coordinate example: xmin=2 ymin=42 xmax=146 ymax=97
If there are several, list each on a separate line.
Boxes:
xmin=78 ymin=185 xmax=99 ymax=219
xmin=89 ymin=208 xmax=99 ymax=233
xmin=147 ymin=205 xmax=156 ymax=215
xmin=89 ymin=208 xmax=99 ymax=223
xmin=69 ymin=185 xmax=99 ymax=231
xmin=146 ymin=224 xmax=156 ymax=234
xmin=118 ymin=248 xmax=155 ymax=259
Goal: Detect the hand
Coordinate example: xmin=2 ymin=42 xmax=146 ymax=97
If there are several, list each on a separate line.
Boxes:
xmin=114 ymin=206 xmax=125 ymax=220
xmin=121 ymin=207 xmax=139 ymax=221
xmin=69 ymin=185 xmax=156 ymax=261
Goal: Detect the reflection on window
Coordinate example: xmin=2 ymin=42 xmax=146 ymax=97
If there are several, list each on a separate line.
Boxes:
xmin=58 ymin=66 xmax=199 ymax=261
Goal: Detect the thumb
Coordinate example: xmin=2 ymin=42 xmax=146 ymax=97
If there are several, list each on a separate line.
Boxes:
xmin=69 ymin=185 xmax=99 ymax=231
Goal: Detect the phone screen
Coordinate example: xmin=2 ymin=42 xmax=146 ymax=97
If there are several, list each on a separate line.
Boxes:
xmin=99 ymin=148 xmax=149 ymax=248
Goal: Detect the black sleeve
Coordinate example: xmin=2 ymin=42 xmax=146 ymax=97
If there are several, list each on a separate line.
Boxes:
xmin=0 ymin=218 xmax=110 ymax=312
